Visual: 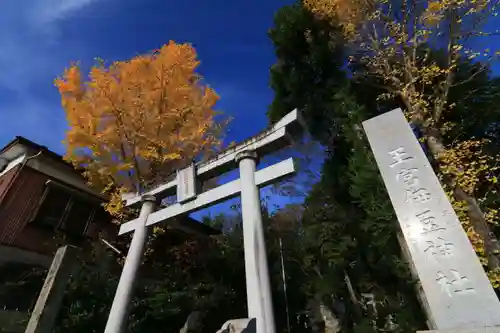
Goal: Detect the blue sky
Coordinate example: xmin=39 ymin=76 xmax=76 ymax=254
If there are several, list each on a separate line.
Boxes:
xmin=0 ymin=0 xmax=313 ymax=218
xmin=2 ymin=1 xmax=499 ymax=221
xmin=0 ymin=0 xmax=296 ymax=150
xmin=2 ymin=1 xmax=499 ymax=155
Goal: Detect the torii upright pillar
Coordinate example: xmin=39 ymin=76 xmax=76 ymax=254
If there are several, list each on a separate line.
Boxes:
xmin=104 ymin=195 xmax=157 ymax=333
xmin=236 ymin=150 xmax=275 ymax=333
xmin=104 ymin=109 xmax=304 ymax=333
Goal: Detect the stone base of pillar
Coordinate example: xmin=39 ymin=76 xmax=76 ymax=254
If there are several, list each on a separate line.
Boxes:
xmin=418 ymin=327 xmax=500 ymax=333
xmin=216 ymin=318 xmax=256 ymax=333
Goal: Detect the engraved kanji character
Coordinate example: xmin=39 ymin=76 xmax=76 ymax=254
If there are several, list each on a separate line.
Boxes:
xmin=405 ymin=187 xmax=432 ymax=204
xmin=424 ymin=236 xmax=454 ymax=257
xmin=436 ymin=270 xmax=475 ymax=297
xmin=442 ymin=209 xmax=451 ymax=217
xmin=396 ymin=168 xmax=419 ymax=187
xmin=388 ymin=147 xmax=414 ymax=168
xmin=417 ymin=210 xmax=445 ymax=235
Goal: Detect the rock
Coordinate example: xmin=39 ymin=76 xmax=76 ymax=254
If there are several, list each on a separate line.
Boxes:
xmin=215 ymin=318 xmax=257 ymax=333
xmin=179 ymin=311 xmax=201 ymax=333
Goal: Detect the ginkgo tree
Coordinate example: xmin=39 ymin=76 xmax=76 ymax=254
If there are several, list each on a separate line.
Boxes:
xmin=55 ymin=41 xmax=227 ymax=217
xmin=303 ymin=0 xmax=500 ymax=277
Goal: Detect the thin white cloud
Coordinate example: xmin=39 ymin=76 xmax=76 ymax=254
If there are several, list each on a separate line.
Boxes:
xmin=0 ymin=0 xmax=106 ymax=88
xmin=0 ymin=0 xmax=107 ymax=149
xmin=33 ymin=0 xmax=104 ymax=25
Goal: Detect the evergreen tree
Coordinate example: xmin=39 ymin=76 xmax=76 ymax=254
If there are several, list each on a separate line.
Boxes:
xmin=268 ymin=2 xmax=428 ymax=331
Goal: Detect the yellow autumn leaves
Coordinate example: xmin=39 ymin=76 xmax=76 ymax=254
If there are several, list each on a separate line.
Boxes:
xmin=55 ymin=41 xmax=227 ymax=217
xmin=302 ymin=0 xmax=500 ymax=284
xmin=303 ymin=0 xmax=376 ymax=36
xmin=304 ymin=0 xmax=492 ymax=36
xmin=422 ymin=0 xmax=489 ymax=27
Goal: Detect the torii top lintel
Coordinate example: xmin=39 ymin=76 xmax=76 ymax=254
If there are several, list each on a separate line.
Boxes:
xmin=122 ymin=108 xmax=304 ymax=208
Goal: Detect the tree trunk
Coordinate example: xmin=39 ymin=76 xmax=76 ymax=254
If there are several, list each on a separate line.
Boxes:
xmin=426 ymin=131 xmax=500 ymax=270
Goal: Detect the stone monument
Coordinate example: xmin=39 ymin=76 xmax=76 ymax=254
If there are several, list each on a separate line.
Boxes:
xmin=363 ymin=108 xmax=500 ymax=332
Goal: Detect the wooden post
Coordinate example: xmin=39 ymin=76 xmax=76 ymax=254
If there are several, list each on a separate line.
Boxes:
xmin=25 ymin=245 xmax=79 ymax=333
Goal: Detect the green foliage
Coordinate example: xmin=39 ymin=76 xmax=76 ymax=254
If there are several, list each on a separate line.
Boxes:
xmin=51 ymin=203 xmax=328 ymax=333
xmin=54 ymin=227 xmax=248 ymax=333
xmin=267 ymin=0 xmax=500 ymax=330
xmin=34 ymin=2 xmax=500 ymax=332
xmin=54 ymin=259 xmax=119 ymax=333
xmin=268 ymin=2 xmax=427 ymax=331
xmin=268 ymin=3 xmax=346 ymax=143
xmin=299 ymin=91 xmax=425 ymax=331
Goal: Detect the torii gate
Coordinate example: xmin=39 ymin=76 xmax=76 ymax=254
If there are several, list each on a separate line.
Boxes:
xmin=103 ymin=109 xmax=304 ymax=333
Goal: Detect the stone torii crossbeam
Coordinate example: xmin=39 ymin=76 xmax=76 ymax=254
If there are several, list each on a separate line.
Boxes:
xmin=103 ymin=109 xmax=304 ymax=333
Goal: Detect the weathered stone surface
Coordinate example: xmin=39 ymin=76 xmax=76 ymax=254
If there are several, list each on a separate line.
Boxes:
xmin=25 ymin=246 xmax=79 ymax=333
xmin=363 ymin=108 xmax=500 ymax=330
xmin=179 ymin=311 xmax=201 ymax=333
xmin=216 ymin=318 xmax=256 ymax=333
xmin=176 ymin=164 xmax=197 ymax=204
